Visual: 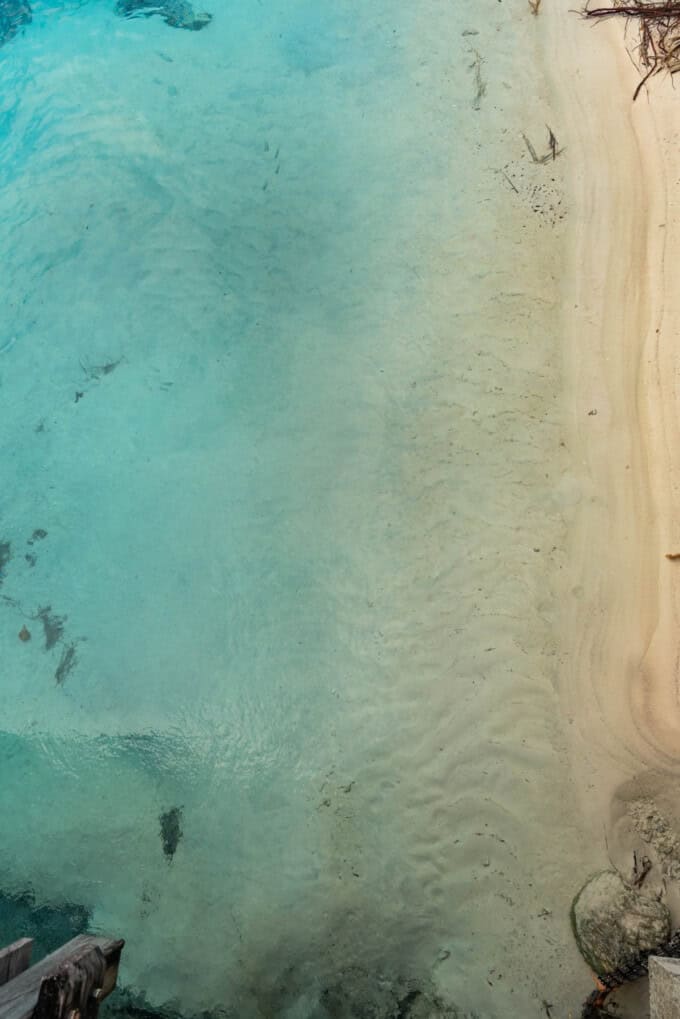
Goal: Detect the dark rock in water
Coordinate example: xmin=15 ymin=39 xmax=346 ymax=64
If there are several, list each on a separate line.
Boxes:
xmin=102 ymin=988 xmax=177 ymax=1019
xmin=114 ymin=0 xmax=211 ymax=31
xmin=0 ymin=0 xmax=31 ymax=46
xmin=105 ymin=987 xmax=228 ymax=1019
xmin=37 ymin=605 xmax=66 ymax=651
xmin=571 ymin=869 xmax=671 ymax=975
xmin=0 ymin=0 xmax=210 ymax=46
xmin=159 ymin=806 xmax=183 ymax=860
xmin=0 ymin=540 xmax=10 ymax=584
xmin=0 ymin=888 xmax=90 ymax=961
xmin=319 ymin=972 xmax=458 ymax=1019
xmin=105 ymin=959 xmax=461 ymax=1019
xmin=55 ymin=641 xmax=78 ymax=685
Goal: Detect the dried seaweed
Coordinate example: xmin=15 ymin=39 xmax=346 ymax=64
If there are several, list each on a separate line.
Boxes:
xmin=585 ymin=1 xmax=680 ymax=99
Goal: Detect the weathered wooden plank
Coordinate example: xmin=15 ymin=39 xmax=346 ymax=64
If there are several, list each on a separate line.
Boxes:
xmin=7 ymin=943 xmax=33 ymax=987
xmin=0 ymin=936 xmax=123 ymax=1019
xmin=33 ymin=945 xmax=107 ymax=1019
xmin=0 ymin=943 xmax=33 ymax=988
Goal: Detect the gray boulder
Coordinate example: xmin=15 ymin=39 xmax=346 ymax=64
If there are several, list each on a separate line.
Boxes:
xmin=572 ymin=869 xmax=671 ymax=975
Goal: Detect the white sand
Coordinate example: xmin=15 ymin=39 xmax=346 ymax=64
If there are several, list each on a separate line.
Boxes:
xmin=544 ymin=2 xmax=670 ymax=799
xmin=541 ymin=2 xmax=680 ymax=1014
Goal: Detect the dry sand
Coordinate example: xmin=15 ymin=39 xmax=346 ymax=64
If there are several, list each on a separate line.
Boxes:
xmin=546 ymin=4 xmax=680 ymax=810
xmin=542 ymin=1 xmax=680 ymax=1011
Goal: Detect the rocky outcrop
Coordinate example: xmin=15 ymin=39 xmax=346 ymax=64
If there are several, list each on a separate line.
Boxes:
xmin=572 ymin=869 xmax=671 ymax=975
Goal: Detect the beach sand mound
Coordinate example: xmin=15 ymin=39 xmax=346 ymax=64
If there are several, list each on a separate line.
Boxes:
xmin=572 ymin=870 xmax=671 ymax=975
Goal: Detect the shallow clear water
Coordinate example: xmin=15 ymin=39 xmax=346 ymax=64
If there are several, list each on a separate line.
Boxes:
xmin=0 ymin=2 xmax=592 ymax=1016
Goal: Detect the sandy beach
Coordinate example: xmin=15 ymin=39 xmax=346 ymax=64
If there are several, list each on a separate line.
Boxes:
xmin=4 ymin=0 xmax=675 ymax=1015
xmin=546 ymin=5 xmax=678 ymax=824
xmin=542 ymin=2 xmax=680 ymax=1012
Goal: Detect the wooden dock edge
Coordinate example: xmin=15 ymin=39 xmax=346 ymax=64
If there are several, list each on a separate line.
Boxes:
xmin=0 ymin=935 xmax=124 ymax=1019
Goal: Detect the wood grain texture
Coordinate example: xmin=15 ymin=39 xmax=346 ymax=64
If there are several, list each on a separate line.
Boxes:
xmin=0 ymin=936 xmax=123 ymax=1019
xmin=0 ymin=942 xmax=32 ymax=988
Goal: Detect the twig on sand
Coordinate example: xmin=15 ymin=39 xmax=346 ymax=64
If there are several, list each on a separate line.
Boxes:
xmin=584 ymin=2 xmax=680 ymax=100
xmin=547 ymin=125 xmax=559 ymax=159
xmin=529 ymin=0 xmax=542 ymax=13
xmin=500 ymin=169 xmax=519 ymax=193
xmin=522 ymin=126 xmax=565 ymax=164
xmin=631 ymin=850 xmax=653 ymax=888
xmin=522 ymin=131 xmax=541 ymax=163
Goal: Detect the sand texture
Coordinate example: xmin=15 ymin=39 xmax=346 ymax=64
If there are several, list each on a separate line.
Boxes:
xmin=542 ymin=2 xmax=680 ymax=1014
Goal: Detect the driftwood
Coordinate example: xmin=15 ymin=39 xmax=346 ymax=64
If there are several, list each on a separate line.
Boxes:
xmin=584 ymin=1 xmax=680 ymax=99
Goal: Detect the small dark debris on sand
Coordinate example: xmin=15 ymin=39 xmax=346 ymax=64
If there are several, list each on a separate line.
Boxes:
xmin=18 ymin=626 xmax=30 ymax=642
xmin=0 ymin=887 xmax=90 ymax=959
xmin=27 ymin=528 xmax=47 ymax=545
xmin=55 ymin=642 xmax=78 ymax=685
xmin=160 ymin=806 xmax=183 ymax=860
xmin=38 ymin=605 xmax=66 ymax=650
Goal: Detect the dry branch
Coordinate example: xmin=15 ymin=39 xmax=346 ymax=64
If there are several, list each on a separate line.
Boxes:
xmin=586 ymin=3 xmax=680 ymax=17
xmin=584 ymin=1 xmax=680 ymax=98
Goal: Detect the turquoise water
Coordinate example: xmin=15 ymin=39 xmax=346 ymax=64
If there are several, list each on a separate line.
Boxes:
xmin=0 ymin=1 xmax=593 ymax=1016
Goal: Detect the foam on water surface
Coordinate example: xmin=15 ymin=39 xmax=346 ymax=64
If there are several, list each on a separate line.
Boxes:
xmin=0 ymin=1 xmax=594 ymax=1015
